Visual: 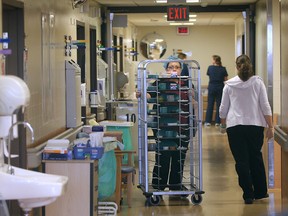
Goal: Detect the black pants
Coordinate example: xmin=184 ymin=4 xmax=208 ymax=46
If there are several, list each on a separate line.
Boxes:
xmin=226 ymin=125 xmax=267 ymax=199
xmin=152 ymin=149 xmax=187 ymax=190
xmin=205 ymin=87 xmax=223 ymax=124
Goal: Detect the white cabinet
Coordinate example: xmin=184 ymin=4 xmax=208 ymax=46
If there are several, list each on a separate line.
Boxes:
xmin=42 ymin=160 xmax=98 ymax=216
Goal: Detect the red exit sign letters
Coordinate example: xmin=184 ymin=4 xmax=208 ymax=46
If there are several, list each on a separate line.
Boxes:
xmin=167 ymin=6 xmax=189 ymax=21
xmin=177 ymin=27 xmax=189 ymax=35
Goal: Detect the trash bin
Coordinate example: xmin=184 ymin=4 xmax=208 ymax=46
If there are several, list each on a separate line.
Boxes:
xmin=115 ymin=105 xmax=139 ymax=158
xmin=98 ymin=149 xmax=116 ymax=200
xmin=99 ymin=121 xmax=133 ymax=164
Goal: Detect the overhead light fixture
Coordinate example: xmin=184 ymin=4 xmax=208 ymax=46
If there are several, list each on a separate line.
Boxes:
xmin=167 ymin=0 xmax=185 ymax=3
xmin=164 ymin=14 xmax=197 ymax=18
xmin=156 ymin=0 xmax=200 ymax=3
xmin=155 ymin=39 xmax=164 ymax=42
xmin=169 ymin=23 xmax=194 ymax=26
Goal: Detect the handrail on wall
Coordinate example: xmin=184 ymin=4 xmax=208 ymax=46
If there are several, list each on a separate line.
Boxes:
xmin=274 ymin=125 xmax=288 ymax=151
xmin=27 ymin=125 xmax=83 ymax=169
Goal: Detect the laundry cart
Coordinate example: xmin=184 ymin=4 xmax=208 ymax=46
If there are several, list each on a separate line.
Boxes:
xmin=137 ymin=59 xmax=204 ymax=206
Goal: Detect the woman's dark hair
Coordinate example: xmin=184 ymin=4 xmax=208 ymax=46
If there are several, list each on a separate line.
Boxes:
xmin=163 ymin=55 xmax=182 ymax=69
xmin=178 ymin=52 xmax=187 ymax=60
xmin=236 ymin=54 xmax=254 ymax=81
xmin=166 ymin=61 xmax=181 ymax=69
xmin=212 ymin=55 xmax=222 ymax=66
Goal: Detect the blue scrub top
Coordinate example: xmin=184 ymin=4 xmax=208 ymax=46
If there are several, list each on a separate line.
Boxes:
xmin=207 ymin=65 xmax=228 ymax=89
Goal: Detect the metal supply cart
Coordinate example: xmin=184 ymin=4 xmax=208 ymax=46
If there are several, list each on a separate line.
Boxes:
xmin=137 ymin=59 xmax=204 ymax=206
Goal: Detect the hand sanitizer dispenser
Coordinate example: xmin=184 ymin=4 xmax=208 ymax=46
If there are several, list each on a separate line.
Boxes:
xmin=81 ymin=83 xmax=86 ymax=107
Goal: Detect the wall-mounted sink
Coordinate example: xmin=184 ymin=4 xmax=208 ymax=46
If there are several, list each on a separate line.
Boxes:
xmin=18 ymin=197 xmax=57 ymax=211
xmin=0 ymin=164 xmax=68 ymax=211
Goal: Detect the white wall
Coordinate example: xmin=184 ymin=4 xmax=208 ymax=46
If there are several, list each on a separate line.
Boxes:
xmin=1 ymin=0 xmax=281 ymax=145
xmin=254 ymin=0 xmax=280 ymax=115
xmin=23 ymin=0 xmax=102 ymax=142
xmin=135 ymin=25 xmax=235 ymax=86
xmin=272 ymin=0 xmax=281 ymax=115
xmin=255 ymin=0 xmax=268 ymax=80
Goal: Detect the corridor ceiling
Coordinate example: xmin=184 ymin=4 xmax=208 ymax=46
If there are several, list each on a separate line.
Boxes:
xmin=94 ymin=0 xmax=259 ymax=26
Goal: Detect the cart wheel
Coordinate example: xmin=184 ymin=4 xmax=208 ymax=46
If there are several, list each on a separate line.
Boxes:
xmin=191 ymin=194 xmax=203 ymax=205
xmin=147 ymin=195 xmax=161 ymax=206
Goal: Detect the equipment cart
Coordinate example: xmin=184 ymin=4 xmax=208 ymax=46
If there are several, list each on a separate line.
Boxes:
xmin=137 ymin=59 xmax=204 ymax=206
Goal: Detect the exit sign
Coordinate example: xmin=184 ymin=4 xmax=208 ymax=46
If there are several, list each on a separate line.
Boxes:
xmin=177 ymin=26 xmax=189 ymax=35
xmin=167 ymin=6 xmax=189 ymax=21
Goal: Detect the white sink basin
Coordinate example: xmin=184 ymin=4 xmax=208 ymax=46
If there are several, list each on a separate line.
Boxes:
xmin=18 ymin=197 xmax=57 ymax=211
xmin=0 ymin=164 xmax=68 ymax=211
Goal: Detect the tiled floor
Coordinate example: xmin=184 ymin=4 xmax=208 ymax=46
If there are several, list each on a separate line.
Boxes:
xmin=114 ymin=126 xmax=284 ymax=216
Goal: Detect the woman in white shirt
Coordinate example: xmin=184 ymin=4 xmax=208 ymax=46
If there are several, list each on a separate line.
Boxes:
xmin=219 ymin=54 xmax=274 ymax=205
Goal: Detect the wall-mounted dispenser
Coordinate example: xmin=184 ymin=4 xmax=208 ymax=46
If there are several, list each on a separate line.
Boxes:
xmin=65 ymin=60 xmax=81 ymax=128
xmin=81 ymin=83 xmax=86 ymax=107
xmin=97 ymin=78 xmax=106 ymax=99
xmin=89 ymin=91 xmax=101 ymax=108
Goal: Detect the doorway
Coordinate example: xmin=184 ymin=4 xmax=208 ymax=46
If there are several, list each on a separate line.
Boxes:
xmin=76 ymin=22 xmax=86 ymax=123
xmin=90 ymin=26 xmax=98 ymax=118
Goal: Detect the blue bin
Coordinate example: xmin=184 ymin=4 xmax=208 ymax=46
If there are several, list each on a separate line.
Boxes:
xmin=73 ymin=146 xmax=104 ymax=160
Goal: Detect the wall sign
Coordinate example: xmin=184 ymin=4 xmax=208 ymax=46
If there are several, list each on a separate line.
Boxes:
xmin=177 ymin=26 xmax=189 ymax=35
xmin=167 ymin=6 xmax=189 ymax=21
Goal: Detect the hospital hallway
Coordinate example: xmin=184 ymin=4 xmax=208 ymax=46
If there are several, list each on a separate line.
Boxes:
xmin=116 ymin=126 xmax=283 ymax=216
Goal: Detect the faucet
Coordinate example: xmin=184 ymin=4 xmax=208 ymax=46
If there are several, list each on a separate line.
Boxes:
xmin=7 ymin=121 xmax=34 ymax=175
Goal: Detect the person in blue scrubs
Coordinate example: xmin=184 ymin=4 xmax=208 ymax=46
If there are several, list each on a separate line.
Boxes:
xmin=204 ymin=55 xmax=228 ymax=127
xmin=178 ymin=52 xmax=189 ymax=76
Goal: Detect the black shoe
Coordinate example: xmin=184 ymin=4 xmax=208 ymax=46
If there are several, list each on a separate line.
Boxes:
xmin=244 ymin=198 xmax=253 ymax=204
xmin=254 ymin=193 xmax=269 ymax=200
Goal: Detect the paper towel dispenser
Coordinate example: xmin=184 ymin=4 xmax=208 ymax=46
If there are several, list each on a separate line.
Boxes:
xmin=65 ymin=60 xmax=82 ymax=128
xmin=81 ymin=83 xmax=86 ymax=107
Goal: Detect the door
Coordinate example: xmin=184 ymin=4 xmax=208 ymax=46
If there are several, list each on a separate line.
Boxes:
xmin=77 ymin=22 xmax=86 ymax=123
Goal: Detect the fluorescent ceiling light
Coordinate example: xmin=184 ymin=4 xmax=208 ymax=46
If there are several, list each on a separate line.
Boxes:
xmin=168 ymin=0 xmax=186 ymax=3
xmin=157 ymin=0 xmax=199 ymax=2
xmin=155 ymin=39 xmax=164 ymax=42
xmin=164 ymin=14 xmax=197 ymax=18
xmin=169 ymin=23 xmax=194 ymax=26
